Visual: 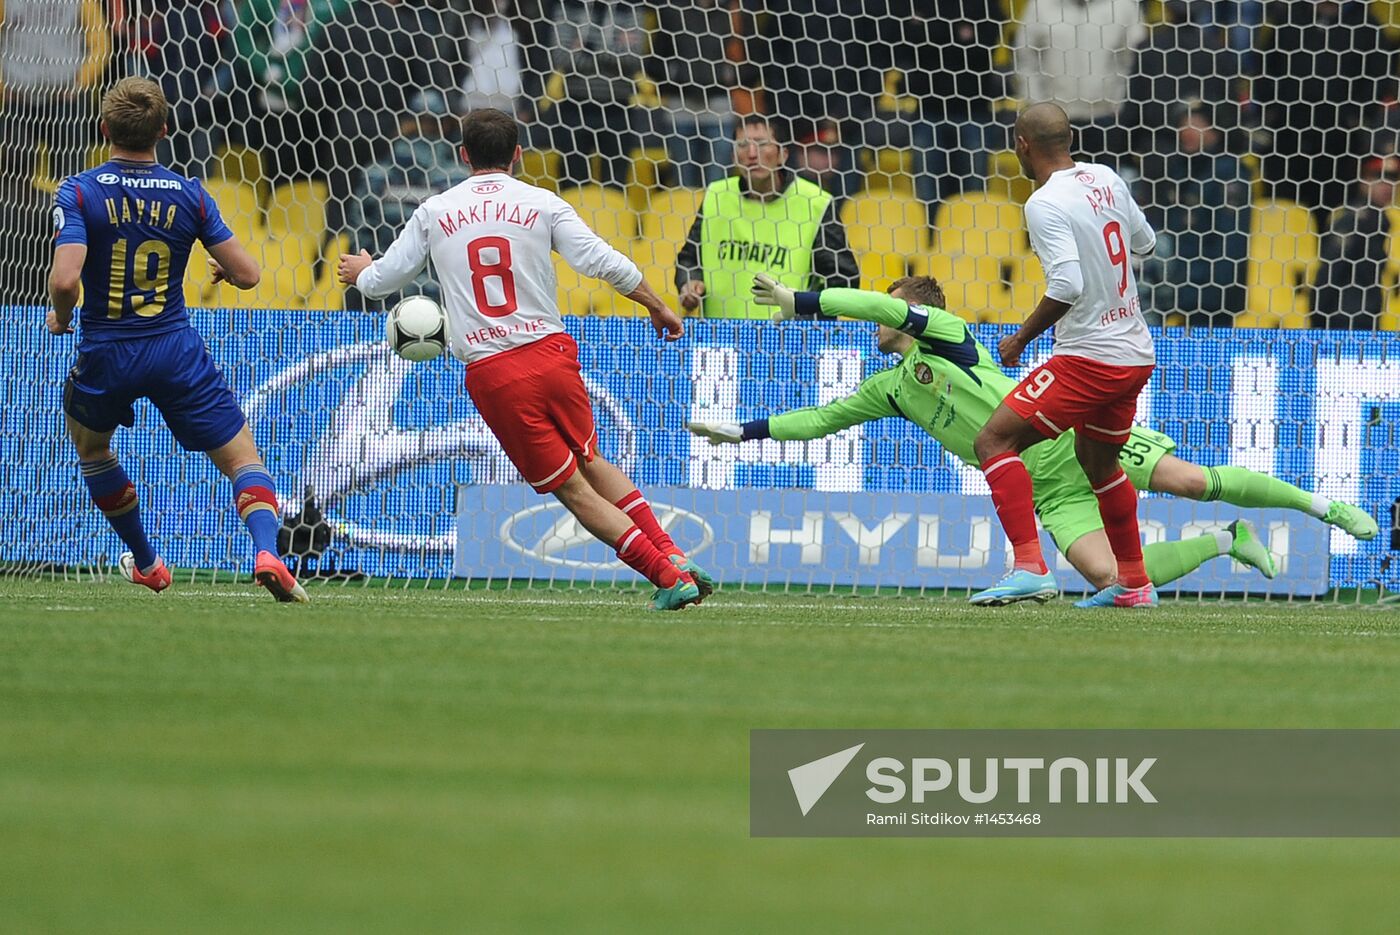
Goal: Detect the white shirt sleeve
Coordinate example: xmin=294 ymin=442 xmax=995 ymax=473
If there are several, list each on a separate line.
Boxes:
xmin=1027 ymin=199 xmax=1083 ymax=305
xmin=356 ymin=204 xmax=432 ymax=299
xmin=1126 ymin=188 xmax=1157 ymax=256
xmin=549 ymin=196 xmax=643 ymax=295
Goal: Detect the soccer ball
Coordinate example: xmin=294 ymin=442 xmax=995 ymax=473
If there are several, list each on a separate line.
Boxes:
xmin=385 ymin=296 xmax=448 ymax=362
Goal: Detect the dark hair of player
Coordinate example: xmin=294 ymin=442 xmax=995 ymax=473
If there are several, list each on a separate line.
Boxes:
xmin=461 ymin=108 xmax=520 ymax=171
xmin=888 ymin=275 xmax=947 ymax=310
xmin=739 ymin=112 xmax=788 ymax=147
xmin=101 ymin=77 xmax=169 ymax=152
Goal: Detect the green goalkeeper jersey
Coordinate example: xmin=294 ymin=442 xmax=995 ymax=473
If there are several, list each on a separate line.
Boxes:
xmin=765 ymin=288 xmax=1172 ymax=497
xmin=769 ymin=288 xmax=1061 ymax=476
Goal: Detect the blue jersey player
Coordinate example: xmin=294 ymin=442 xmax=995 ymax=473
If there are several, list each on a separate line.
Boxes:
xmin=47 ymin=77 xmax=308 ymax=602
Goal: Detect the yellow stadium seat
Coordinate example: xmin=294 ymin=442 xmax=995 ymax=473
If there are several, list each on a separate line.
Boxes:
xmin=639 ymin=187 xmax=704 ymax=240
xmin=862 ymin=148 xmax=915 ymax=195
xmin=249 ymin=181 xmax=328 ymax=308
xmin=265 ymin=180 xmax=327 ymax=236
xmin=1375 ymin=0 xmax=1400 ymax=44
xmin=306 ymin=231 xmax=349 ymax=311
xmin=1237 ymin=199 xmax=1318 ymax=329
xmin=561 ymin=184 xmax=635 ymax=247
xmin=189 ymin=181 xmax=264 ymax=308
xmin=200 ymin=180 xmax=260 ymax=245
xmin=1381 ymin=208 xmax=1400 ymax=331
xmin=209 ymin=145 xmax=269 ymax=205
xmin=984 ymin=150 xmax=1034 ymax=205
xmin=554 ymin=254 xmax=596 ymax=316
xmin=631 ymin=190 xmax=704 ymax=313
xmin=625 ymin=146 xmax=671 ymax=212
xmin=840 ymin=191 xmax=931 ymax=293
xmin=930 ymin=193 xmax=1027 ymax=323
xmin=518 ymin=149 xmax=562 ymax=192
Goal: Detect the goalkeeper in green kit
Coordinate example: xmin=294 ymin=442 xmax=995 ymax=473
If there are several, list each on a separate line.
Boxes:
xmin=687 ymin=276 xmax=1379 ymax=605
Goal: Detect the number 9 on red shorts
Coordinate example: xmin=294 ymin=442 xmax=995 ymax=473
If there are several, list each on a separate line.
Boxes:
xmin=1006 ymin=355 xmax=1155 ymax=444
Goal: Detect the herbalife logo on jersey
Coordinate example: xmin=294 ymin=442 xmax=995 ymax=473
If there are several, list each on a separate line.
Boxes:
xmin=751 ymin=730 xmax=1400 ymax=837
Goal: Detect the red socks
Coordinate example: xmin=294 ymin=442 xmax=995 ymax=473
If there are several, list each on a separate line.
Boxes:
xmin=981 ymin=452 xmax=1047 ymax=574
xmin=615 ymin=490 xmax=684 ymax=560
xmin=615 ymin=525 xmax=683 ymax=589
xmin=1093 ymin=470 xmax=1149 ymax=588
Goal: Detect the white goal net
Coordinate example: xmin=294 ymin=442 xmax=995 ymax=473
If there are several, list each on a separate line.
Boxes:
xmin=1 ymin=0 xmax=1397 ymax=598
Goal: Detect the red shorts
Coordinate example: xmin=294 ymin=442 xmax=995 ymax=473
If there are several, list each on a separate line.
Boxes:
xmin=1005 ymin=355 xmax=1154 ymax=444
xmin=464 ymin=334 xmax=596 ymax=493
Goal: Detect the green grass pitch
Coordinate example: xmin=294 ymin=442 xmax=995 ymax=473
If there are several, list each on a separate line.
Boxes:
xmin=2 ymin=577 xmax=1398 ymax=933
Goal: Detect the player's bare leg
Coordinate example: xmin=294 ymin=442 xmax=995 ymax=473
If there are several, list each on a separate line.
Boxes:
xmin=67 ymin=415 xmax=170 ymax=592
xmin=575 ymin=455 xmax=716 ymax=599
xmin=206 ymin=425 xmax=307 ymax=603
xmin=1073 ymin=432 xmax=1155 ymax=608
xmin=551 ymin=470 xmax=700 ymax=611
xmin=1147 ymin=454 xmax=1379 ymax=541
xmin=968 ymin=404 xmax=1059 ymax=605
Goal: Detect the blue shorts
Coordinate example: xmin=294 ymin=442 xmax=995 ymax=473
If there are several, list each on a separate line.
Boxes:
xmin=63 ymin=328 xmax=246 ymax=452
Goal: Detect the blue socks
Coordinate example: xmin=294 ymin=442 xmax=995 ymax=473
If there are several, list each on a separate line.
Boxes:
xmin=81 ymin=456 xmax=157 ymax=571
xmin=231 ymin=465 xmax=281 ymax=556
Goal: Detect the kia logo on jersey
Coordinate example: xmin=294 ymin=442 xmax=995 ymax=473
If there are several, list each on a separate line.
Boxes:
xmin=472 ymin=182 xmax=504 ymax=194
xmin=1075 ymin=172 xmax=1096 ymax=186
xmin=499 ymin=501 xmax=714 ymax=569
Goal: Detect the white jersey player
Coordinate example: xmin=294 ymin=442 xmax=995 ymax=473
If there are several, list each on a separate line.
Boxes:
xmin=336 ymin=108 xmax=714 ymax=610
xmin=1022 ymin=159 xmax=1156 ymax=367
xmin=970 ymin=103 xmax=1159 ymax=610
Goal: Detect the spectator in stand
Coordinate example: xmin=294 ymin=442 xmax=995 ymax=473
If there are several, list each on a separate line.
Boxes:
xmin=0 ymin=0 xmax=109 ymax=306
xmin=1313 ymin=154 xmax=1400 ymax=330
xmin=457 ymin=0 xmax=521 ymax=115
xmin=1014 ymin=0 xmax=1144 ymax=168
xmin=345 ymin=90 xmax=473 ymax=310
xmin=225 ymin=0 xmax=348 ymax=179
xmin=645 ymin=0 xmax=755 ymax=188
xmin=1125 ymin=0 xmax=1250 ymax=160
xmin=675 ymin=115 xmax=858 ymax=319
xmin=1255 ymin=0 xmax=1398 ymax=214
xmin=755 ymin=0 xmax=885 ymax=128
xmin=546 ymin=0 xmax=647 ymax=188
xmin=142 ymin=1 xmax=234 ymax=175
xmin=1137 ymin=103 xmax=1252 ymax=328
xmin=877 ymin=0 xmax=1006 ymax=216
xmin=790 ymin=118 xmax=860 ymax=207
xmin=304 ymin=0 xmax=465 ymax=234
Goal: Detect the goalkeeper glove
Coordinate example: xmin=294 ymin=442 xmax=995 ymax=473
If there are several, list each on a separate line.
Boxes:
xmin=685 ymin=420 xmax=744 ymax=445
xmin=751 ymin=273 xmax=796 ymax=321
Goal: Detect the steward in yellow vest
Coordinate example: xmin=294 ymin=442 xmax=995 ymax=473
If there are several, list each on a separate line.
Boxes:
xmin=675 ymin=115 xmax=858 ymax=319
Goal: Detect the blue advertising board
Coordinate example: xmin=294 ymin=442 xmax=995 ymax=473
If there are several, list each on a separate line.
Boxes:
xmin=1 ymin=307 xmax=1396 ymax=592
xmin=456 ymin=485 xmax=1331 ymax=595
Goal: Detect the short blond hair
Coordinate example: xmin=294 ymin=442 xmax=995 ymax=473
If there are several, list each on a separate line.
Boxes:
xmin=888 ymin=275 xmax=947 ymax=309
xmin=102 ymin=77 xmax=168 ymax=151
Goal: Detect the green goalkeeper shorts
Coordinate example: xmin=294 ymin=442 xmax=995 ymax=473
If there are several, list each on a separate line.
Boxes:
xmin=1031 ymin=426 xmax=1178 ymax=554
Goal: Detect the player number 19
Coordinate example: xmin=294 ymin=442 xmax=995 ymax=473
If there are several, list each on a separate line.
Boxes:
xmin=1102 ymin=220 xmax=1129 ymax=297
xmin=106 ymin=238 xmax=171 ymax=319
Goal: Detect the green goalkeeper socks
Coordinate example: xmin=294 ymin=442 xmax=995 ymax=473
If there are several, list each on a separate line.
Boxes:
xmin=1200 ymin=466 xmax=1327 ymax=517
xmin=1143 ymin=534 xmax=1230 ymax=587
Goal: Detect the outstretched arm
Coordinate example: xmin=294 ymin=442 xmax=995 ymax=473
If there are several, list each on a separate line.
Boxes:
xmin=340 ymin=204 xmax=432 ymax=298
xmin=752 ymin=277 xmax=967 ymax=342
xmin=688 ymin=370 xmax=900 ymax=443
